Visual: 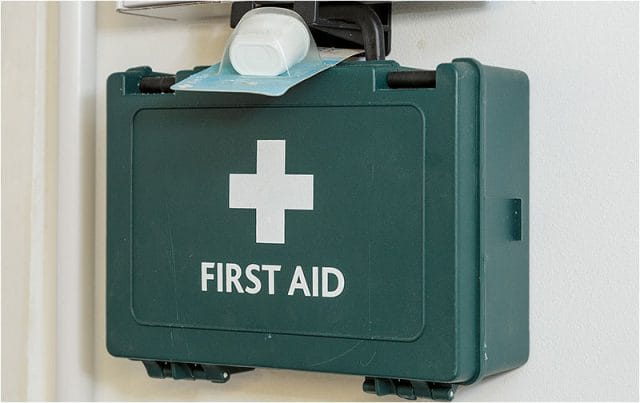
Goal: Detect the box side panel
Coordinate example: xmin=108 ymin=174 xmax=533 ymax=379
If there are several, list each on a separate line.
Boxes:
xmin=478 ymin=63 xmax=530 ymax=377
xmin=449 ymin=62 xmax=482 ymax=384
xmin=106 ymin=72 xmax=132 ymax=358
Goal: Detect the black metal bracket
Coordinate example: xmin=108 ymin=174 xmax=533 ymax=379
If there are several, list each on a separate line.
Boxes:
xmin=363 ymin=377 xmax=458 ymax=401
xmin=230 ymin=1 xmax=391 ymax=61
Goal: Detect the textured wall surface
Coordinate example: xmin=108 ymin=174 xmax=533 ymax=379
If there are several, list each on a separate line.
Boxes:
xmin=90 ymin=1 xmax=636 ymax=401
xmin=1 ymin=3 xmax=59 ymax=401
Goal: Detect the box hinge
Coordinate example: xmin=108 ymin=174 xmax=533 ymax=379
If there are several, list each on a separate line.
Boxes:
xmin=140 ymin=360 xmax=254 ymax=383
xmin=363 ymin=377 xmax=458 ymax=401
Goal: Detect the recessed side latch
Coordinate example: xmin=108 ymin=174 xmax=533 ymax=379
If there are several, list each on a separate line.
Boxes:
xmin=387 ymin=70 xmax=437 ymax=89
xmin=140 ymin=360 xmax=254 ymax=383
xmin=363 ymin=377 xmax=458 ymax=401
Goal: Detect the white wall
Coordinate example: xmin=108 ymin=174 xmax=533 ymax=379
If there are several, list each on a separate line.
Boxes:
xmin=2 ymin=1 xmax=638 ymax=401
xmin=1 ymin=3 xmax=59 ymax=400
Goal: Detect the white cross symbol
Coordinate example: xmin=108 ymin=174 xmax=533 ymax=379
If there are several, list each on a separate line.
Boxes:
xmin=229 ymin=140 xmax=314 ymax=244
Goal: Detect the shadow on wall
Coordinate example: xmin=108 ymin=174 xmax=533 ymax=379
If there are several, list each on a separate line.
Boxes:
xmin=393 ymin=1 xmax=488 ymax=16
xmin=96 ymin=2 xmax=232 ymax=68
xmin=97 ymin=2 xmax=231 ymax=29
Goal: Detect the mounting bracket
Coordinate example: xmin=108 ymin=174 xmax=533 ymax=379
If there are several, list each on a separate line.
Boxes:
xmin=230 ymin=1 xmax=391 ymax=61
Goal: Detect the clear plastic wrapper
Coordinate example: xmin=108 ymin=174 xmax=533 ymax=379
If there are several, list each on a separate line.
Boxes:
xmin=225 ymin=7 xmax=321 ymax=77
xmin=172 ymin=7 xmax=362 ymax=96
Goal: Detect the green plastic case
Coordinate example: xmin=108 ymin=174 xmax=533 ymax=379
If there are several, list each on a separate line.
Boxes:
xmin=107 ymin=58 xmax=529 ymax=400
